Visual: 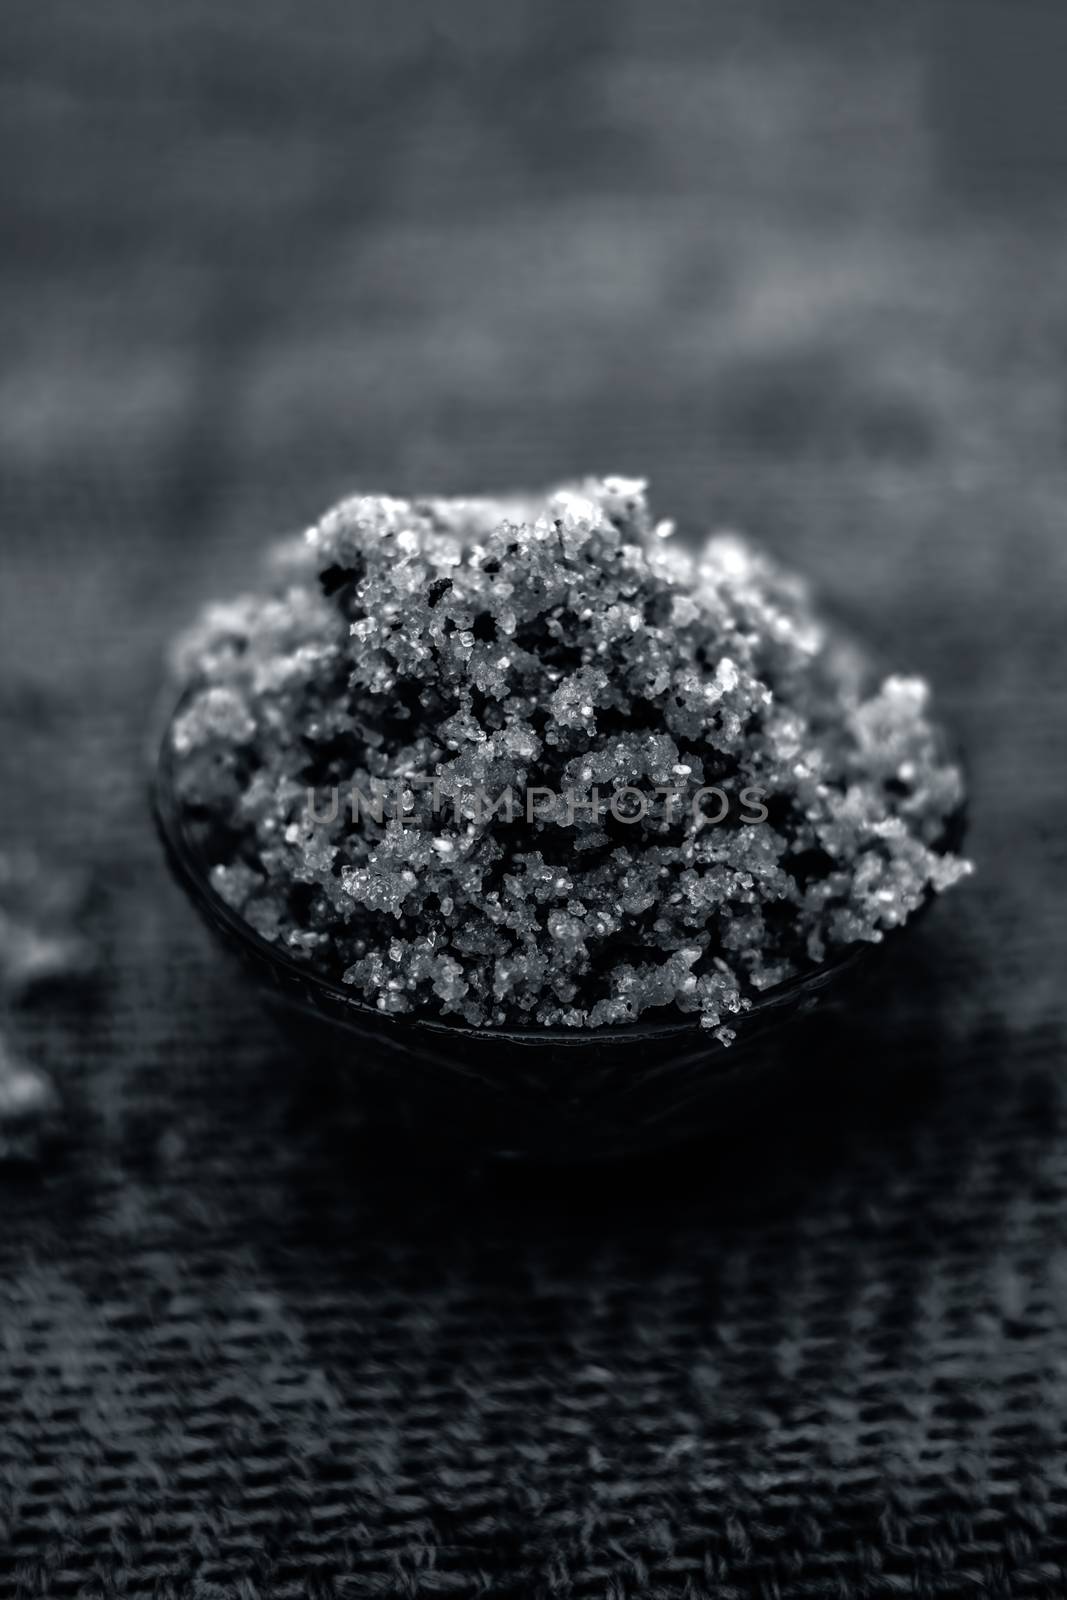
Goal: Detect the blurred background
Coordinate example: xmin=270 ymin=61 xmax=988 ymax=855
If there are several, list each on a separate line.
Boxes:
xmin=3 ymin=2 xmax=1067 ymax=1595
xmin=2 ymin=1 xmax=1065 ymax=904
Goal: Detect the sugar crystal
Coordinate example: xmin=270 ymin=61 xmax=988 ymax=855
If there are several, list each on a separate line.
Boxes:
xmin=170 ymin=479 xmax=971 ymax=1030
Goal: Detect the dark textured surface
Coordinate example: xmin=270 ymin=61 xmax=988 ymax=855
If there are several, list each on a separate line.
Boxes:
xmin=2 ymin=3 xmax=1067 ymax=1595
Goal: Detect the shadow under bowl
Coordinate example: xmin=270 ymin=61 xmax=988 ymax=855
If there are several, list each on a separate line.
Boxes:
xmin=152 ymin=709 xmax=963 ymax=1164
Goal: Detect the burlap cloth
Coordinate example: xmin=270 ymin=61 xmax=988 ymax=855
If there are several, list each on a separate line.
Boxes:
xmin=2 ymin=3 xmax=1065 ymax=1594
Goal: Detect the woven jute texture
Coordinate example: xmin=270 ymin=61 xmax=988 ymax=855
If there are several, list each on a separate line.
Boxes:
xmin=2 ymin=3 xmax=1066 ymax=1595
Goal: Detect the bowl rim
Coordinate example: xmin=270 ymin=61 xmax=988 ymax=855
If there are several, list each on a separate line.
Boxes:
xmin=151 ymin=689 xmax=959 ymax=1049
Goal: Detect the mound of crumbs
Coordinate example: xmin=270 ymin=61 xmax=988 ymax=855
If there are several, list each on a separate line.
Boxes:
xmin=167 ymin=477 xmax=971 ymax=1035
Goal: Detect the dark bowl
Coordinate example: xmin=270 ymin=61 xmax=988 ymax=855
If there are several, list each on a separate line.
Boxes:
xmin=152 ymin=700 xmax=965 ymax=1163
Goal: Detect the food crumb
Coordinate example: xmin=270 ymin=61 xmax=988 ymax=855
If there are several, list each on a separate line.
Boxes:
xmin=169 ymin=478 xmax=971 ymax=1031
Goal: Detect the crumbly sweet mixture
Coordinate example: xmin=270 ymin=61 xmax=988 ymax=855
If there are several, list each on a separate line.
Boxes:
xmin=169 ymin=478 xmax=970 ymax=1033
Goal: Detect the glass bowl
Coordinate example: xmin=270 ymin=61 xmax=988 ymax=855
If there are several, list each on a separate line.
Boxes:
xmin=151 ymin=698 xmax=964 ymax=1164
